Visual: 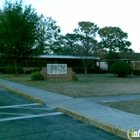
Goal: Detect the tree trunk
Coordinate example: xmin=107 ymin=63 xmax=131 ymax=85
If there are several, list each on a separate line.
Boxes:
xmin=13 ymin=59 xmax=18 ymax=76
xmin=84 ymin=66 xmax=88 ymax=75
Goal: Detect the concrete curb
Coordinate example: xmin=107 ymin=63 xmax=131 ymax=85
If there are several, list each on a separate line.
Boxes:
xmin=0 ymin=84 xmax=45 ymax=105
xmin=57 ymin=107 xmax=128 ymax=140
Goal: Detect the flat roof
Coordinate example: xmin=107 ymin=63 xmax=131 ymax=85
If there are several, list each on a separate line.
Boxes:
xmin=35 ymin=55 xmax=100 ymax=60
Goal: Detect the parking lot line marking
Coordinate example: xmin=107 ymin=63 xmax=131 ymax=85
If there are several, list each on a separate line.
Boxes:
xmin=0 ymin=112 xmax=62 ymax=122
xmin=14 ymin=107 xmax=52 ymax=110
xmin=0 ymin=103 xmax=40 ymax=109
xmin=0 ymin=112 xmax=30 ymax=116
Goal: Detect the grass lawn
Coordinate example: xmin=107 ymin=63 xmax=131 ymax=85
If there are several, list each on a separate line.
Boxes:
xmin=100 ymin=100 xmax=140 ymax=115
xmin=0 ymin=74 xmax=140 ymax=98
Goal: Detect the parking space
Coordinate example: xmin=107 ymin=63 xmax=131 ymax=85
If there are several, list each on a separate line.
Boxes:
xmin=0 ymin=103 xmax=62 ymax=122
xmin=0 ymin=88 xmax=124 ymax=140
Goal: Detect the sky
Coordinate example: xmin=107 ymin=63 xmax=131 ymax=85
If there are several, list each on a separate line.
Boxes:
xmin=0 ymin=0 xmax=140 ymax=52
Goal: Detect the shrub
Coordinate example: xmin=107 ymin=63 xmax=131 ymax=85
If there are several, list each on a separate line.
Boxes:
xmin=5 ymin=65 xmax=15 ymax=74
xmin=17 ymin=66 xmax=24 ymax=74
xmin=0 ymin=67 xmax=5 ymax=73
xmin=72 ymin=74 xmax=79 ymax=81
xmin=4 ymin=65 xmax=24 ymax=74
xmin=108 ymin=61 xmax=133 ymax=77
xmin=30 ymin=72 xmax=44 ymax=81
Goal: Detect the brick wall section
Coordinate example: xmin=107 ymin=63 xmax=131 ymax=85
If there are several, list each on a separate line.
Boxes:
xmin=41 ymin=67 xmax=75 ymax=81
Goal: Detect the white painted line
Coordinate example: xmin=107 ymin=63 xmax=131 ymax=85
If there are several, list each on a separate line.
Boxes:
xmin=0 ymin=103 xmax=40 ymax=109
xmin=0 ymin=112 xmax=30 ymax=116
xmin=14 ymin=107 xmax=52 ymax=110
xmin=0 ymin=112 xmax=62 ymax=122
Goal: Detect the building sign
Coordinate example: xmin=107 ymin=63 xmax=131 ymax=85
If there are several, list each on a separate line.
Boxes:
xmin=47 ymin=64 xmax=67 ymax=74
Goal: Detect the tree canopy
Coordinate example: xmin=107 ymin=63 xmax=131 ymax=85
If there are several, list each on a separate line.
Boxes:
xmin=73 ymin=22 xmax=99 ymax=74
xmin=74 ymin=21 xmax=99 ymax=54
xmin=51 ymin=21 xmax=100 ymax=74
xmin=36 ymin=15 xmax=61 ymax=54
xmin=0 ymin=0 xmax=134 ymax=75
xmin=0 ymin=0 xmax=61 ymax=75
xmin=0 ymin=0 xmax=41 ymax=75
xmin=98 ymin=26 xmax=133 ymax=53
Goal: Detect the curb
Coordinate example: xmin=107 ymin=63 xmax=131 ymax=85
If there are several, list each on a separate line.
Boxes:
xmin=57 ymin=107 xmax=128 ymax=140
xmin=0 ymin=84 xmax=45 ymax=105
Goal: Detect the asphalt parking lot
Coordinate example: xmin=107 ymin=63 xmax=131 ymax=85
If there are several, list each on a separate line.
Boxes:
xmin=0 ymin=87 xmax=124 ymax=140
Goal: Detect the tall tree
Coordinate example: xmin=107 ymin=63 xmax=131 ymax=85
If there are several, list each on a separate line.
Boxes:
xmin=98 ymin=26 xmax=133 ymax=53
xmin=73 ymin=21 xmax=99 ymax=74
xmin=36 ymin=15 xmax=61 ymax=54
xmin=52 ymin=22 xmax=99 ymax=74
xmin=49 ymin=34 xmax=65 ymax=54
xmin=51 ymin=33 xmax=84 ymax=55
xmin=0 ymin=1 xmax=42 ymax=75
xmin=98 ymin=26 xmax=134 ymax=68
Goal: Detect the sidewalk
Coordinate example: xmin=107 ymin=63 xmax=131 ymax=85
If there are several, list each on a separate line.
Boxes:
xmin=0 ymin=78 xmax=140 ymax=139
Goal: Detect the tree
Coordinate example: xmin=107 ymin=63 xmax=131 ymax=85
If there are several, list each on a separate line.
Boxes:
xmin=36 ymin=15 xmax=61 ymax=54
xmin=98 ymin=26 xmax=134 ymax=69
xmin=0 ymin=0 xmax=42 ymax=75
xmin=50 ymin=34 xmax=70 ymax=55
xmin=54 ymin=21 xmax=100 ymax=74
xmin=98 ymin=26 xmax=133 ymax=53
xmin=73 ymin=21 xmax=99 ymax=74
xmin=51 ymin=33 xmax=85 ymax=55
xmin=62 ymin=33 xmax=81 ymax=55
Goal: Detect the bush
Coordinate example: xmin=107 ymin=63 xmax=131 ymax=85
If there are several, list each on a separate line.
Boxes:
xmin=17 ymin=66 xmax=24 ymax=74
xmin=0 ymin=67 xmax=5 ymax=73
xmin=4 ymin=65 xmax=24 ymax=74
xmin=108 ymin=61 xmax=133 ymax=77
xmin=72 ymin=74 xmax=79 ymax=81
xmin=5 ymin=65 xmax=15 ymax=74
xmin=30 ymin=72 xmax=44 ymax=81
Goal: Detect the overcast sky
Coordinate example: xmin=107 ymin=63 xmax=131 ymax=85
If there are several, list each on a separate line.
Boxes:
xmin=0 ymin=0 xmax=140 ymax=52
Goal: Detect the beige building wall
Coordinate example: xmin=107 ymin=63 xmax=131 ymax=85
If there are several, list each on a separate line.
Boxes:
xmin=131 ymin=61 xmax=140 ymax=70
xmin=96 ymin=62 xmax=108 ymax=70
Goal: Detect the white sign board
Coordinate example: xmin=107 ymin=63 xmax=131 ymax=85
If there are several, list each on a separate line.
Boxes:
xmin=47 ymin=64 xmax=67 ymax=74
